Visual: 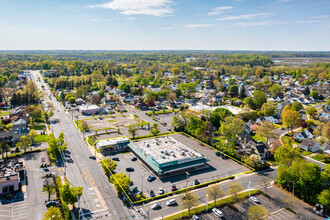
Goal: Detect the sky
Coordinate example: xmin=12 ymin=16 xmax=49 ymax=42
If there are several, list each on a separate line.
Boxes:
xmin=0 ymin=0 xmax=329 ymax=51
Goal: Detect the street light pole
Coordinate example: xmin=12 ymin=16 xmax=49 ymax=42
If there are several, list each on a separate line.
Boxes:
xmin=206 ymin=194 xmax=208 ymax=211
xmin=186 ymin=172 xmax=189 ymax=189
xmin=249 ymin=181 xmax=251 ymax=197
xmin=141 ymin=175 xmax=143 ymax=194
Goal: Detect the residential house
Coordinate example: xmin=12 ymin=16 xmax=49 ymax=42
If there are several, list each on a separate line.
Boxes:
xmin=75 ymin=98 xmax=85 ymax=105
xmin=115 ymin=105 xmax=127 ymax=112
xmin=12 ymin=119 xmax=28 ymax=135
xmin=293 ymin=129 xmax=313 ymax=142
xmin=321 ymin=142 xmax=330 ymax=153
xmin=256 ymin=115 xmax=280 ymax=124
xmin=244 ymin=121 xmax=255 ymax=135
xmin=9 ymin=106 xmax=25 ymax=119
xmin=276 ymin=102 xmax=290 ymax=116
xmin=300 ymin=139 xmax=321 ymax=152
xmin=252 ymin=142 xmax=271 ymax=159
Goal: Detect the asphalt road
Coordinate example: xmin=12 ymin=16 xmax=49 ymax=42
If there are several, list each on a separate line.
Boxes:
xmin=31 ymin=71 xmax=141 ymax=219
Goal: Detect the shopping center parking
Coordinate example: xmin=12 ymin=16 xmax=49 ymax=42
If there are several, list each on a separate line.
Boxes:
xmin=108 ymin=133 xmax=250 ymax=199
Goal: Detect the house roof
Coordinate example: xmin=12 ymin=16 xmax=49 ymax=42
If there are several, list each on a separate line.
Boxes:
xmin=301 ymin=138 xmax=317 ymax=147
xmin=255 ymin=144 xmax=267 ymax=154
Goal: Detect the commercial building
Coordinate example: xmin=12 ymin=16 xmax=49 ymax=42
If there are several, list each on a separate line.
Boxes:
xmin=128 ymin=136 xmax=209 ymax=175
xmin=79 ymin=105 xmax=100 ymax=115
xmin=0 ymin=160 xmax=25 ymax=195
xmin=95 ymin=137 xmax=130 ymax=153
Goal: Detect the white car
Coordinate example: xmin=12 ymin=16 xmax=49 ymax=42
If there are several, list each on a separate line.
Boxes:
xmin=166 ymin=199 xmax=177 ymax=206
xmin=151 ymin=203 xmax=161 ymax=210
xmin=159 ymin=188 xmax=165 ymax=195
xmin=212 ymin=208 xmax=223 ymax=218
xmin=250 ymin=196 xmax=260 ymax=203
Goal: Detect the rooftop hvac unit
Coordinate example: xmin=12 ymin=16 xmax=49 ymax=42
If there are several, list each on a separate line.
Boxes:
xmin=147 ymin=144 xmax=150 ymax=147
xmin=156 ymin=142 xmax=159 ymax=145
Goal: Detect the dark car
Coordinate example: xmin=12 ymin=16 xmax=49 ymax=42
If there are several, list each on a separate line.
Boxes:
xmin=194 ymin=179 xmax=200 ymax=185
xmin=46 ymin=201 xmax=57 ymax=208
xmin=89 ymin=156 xmax=96 ymax=160
xmin=112 ymin=157 xmax=119 ymax=161
xmin=131 ymin=157 xmax=137 ymax=161
xmin=126 ymin=167 xmax=135 ymax=172
xmin=149 ymin=189 xmax=155 ymax=197
xmin=215 ymin=152 xmax=222 ymax=157
xmin=147 ymin=175 xmax=156 ymax=182
xmin=171 ymin=185 xmax=178 ymax=191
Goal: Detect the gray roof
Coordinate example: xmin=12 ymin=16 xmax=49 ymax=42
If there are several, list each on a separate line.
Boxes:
xmin=301 ymin=138 xmax=317 ymax=147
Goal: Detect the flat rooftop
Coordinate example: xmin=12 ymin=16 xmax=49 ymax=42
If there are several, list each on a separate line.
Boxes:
xmin=134 ymin=136 xmax=204 ymax=166
xmin=96 ymin=137 xmax=130 ymax=148
xmin=79 ymin=105 xmax=100 ymax=110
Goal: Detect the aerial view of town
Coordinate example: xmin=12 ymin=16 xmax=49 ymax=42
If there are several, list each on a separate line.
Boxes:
xmin=0 ymin=0 xmax=329 ymax=220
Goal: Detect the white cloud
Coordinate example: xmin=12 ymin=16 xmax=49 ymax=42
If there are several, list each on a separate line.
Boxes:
xmin=310 ymin=15 xmax=328 ymax=19
xmin=217 ymin=12 xmax=272 ymax=21
xmin=128 ymin=17 xmax=137 ymax=20
xmin=296 ymin=19 xmax=326 ymax=24
xmin=160 ymin=27 xmax=174 ymax=30
xmin=89 ymin=0 xmax=174 ymax=16
xmin=279 ymin=0 xmax=291 ymax=2
xmin=183 ymin=24 xmax=216 ymax=29
xmin=235 ymin=20 xmax=289 ymax=27
xmin=208 ymin=6 xmax=233 ymax=16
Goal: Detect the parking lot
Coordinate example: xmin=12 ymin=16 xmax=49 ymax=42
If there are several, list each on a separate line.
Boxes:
xmin=198 ymin=206 xmax=244 ymax=220
xmin=82 ymin=114 xmax=141 ymax=131
xmin=0 ymin=194 xmax=28 ymax=220
xmin=111 ymin=133 xmax=250 ymax=199
xmin=267 ymin=208 xmax=297 ymax=220
xmin=235 ymin=194 xmax=281 ymax=215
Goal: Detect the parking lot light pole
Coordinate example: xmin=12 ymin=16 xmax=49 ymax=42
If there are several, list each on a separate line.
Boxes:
xmin=141 ymin=175 xmax=143 ymax=194
xmin=249 ymin=181 xmax=251 ymax=197
xmin=186 ymin=172 xmax=189 ymax=189
xmin=206 ymin=194 xmax=208 ymax=211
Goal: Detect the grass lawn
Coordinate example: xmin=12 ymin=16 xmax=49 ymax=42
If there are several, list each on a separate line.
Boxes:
xmin=30 ymin=124 xmax=46 ymax=130
xmin=302 ymin=151 xmax=313 ymax=156
xmin=107 ymin=119 xmax=116 ymax=122
xmin=0 ymin=111 xmax=9 ymax=116
xmin=252 ymin=134 xmax=266 ymax=143
xmin=311 ymin=154 xmax=330 ymax=163
xmin=34 ymin=134 xmax=48 ymax=143
xmin=281 ymin=136 xmax=300 ymax=146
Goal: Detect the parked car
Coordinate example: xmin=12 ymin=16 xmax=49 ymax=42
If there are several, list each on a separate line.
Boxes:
xmin=149 ymin=189 xmax=155 ymax=197
xmin=212 ymin=208 xmax=223 ymax=218
xmin=131 ymin=157 xmax=137 ymax=161
xmin=147 ymin=175 xmax=156 ymax=182
xmin=159 ymin=188 xmax=165 ymax=195
xmin=46 ymin=201 xmax=57 ymax=208
xmin=130 ymin=186 xmax=138 ymax=193
xmin=171 ymin=185 xmax=178 ymax=191
xmin=126 ymin=167 xmax=135 ymax=172
xmin=112 ymin=157 xmax=119 ymax=161
xmin=250 ymin=196 xmax=260 ymax=203
xmin=166 ymin=199 xmax=177 ymax=206
xmin=89 ymin=156 xmax=96 ymax=160
xmin=192 ymin=215 xmax=199 ymax=220
xmin=151 ymin=203 xmax=161 ymax=210
xmin=194 ymin=179 xmax=200 ymax=185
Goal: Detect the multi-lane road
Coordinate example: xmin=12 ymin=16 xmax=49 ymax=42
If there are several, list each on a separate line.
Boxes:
xmin=31 ymin=71 xmax=140 ymax=219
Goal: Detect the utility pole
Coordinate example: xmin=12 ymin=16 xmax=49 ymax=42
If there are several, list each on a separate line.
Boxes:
xmin=249 ymin=181 xmax=251 ymax=197
xmin=206 ymin=194 xmax=208 ymax=211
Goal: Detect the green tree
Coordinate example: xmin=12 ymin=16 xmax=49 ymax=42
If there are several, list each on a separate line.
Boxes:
xmin=110 ymin=172 xmax=131 ymax=195
xmin=227 ymin=182 xmax=244 ymax=202
xmin=292 ymin=101 xmax=303 ymax=111
xmin=61 ymin=182 xmax=83 ymax=208
xmin=255 ymin=120 xmax=277 ymax=146
xmin=16 ymin=135 xmax=32 ymax=153
xmin=180 ymin=192 xmax=199 ymax=215
xmin=269 ymin=84 xmax=283 ymax=97
xmin=128 ymin=126 xmax=137 ymax=139
xmin=219 ymin=116 xmax=244 ymax=144
xmin=261 ymin=102 xmax=277 ymax=116
xmin=43 ymin=178 xmax=55 ymax=201
xmin=274 ymin=144 xmax=302 ymax=167
xmin=310 ymin=90 xmax=319 ymax=99
xmin=318 ymin=189 xmax=330 ymax=213
xmin=210 ymin=108 xmax=233 ymax=129
xmin=253 ymin=91 xmax=267 ymax=109
xmin=0 ymin=140 xmax=10 ymax=159
xmin=150 ymin=123 xmax=160 ymax=136
xmin=172 ymin=114 xmax=186 ymax=131
xmin=43 ymin=207 xmax=63 ymax=220
xmin=69 ymin=97 xmax=76 ymax=104
xmin=206 ymin=184 xmax=225 ymax=205
xmin=282 ymin=109 xmax=301 ymax=132
xmin=98 ymin=89 xmax=105 ymax=98
xmin=305 ymin=106 xmax=317 ymax=118
xmin=244 ymin=97 xmax=255 ymax=109
xmin=101 ymin=158 xmax=117 ymax=177
xmin=228 ymin=85 xmax=238 ymax=93
xmin=248 ymin=205 xmax=268 ymax=220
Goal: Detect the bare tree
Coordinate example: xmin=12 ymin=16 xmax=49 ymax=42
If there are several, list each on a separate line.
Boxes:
xmin=259 ymin=176 xmax=272 ymax=195
xmin=43 ymin=178 xmax=55 ymax=201
xmin=207 ymin=184 xmax=226 ymax=205
xmin=180 ymin=192 xmax=199 ymax=216
xmin=228 ymin=182 xmax=244 ymax=202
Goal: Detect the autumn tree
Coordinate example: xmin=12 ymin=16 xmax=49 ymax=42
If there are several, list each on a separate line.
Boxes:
xmin=91 ymin=94 xmax=101 ymax=105
xmin=305 ymin=106 xmax=317 ymax=118
xmin=171 ymin=67 xmax=180 ymax=75
xmin=322 ymin=121 xmax=330 ymax=140
xmin=207 ymin=184 xmax=225 ymax=205
xmin=282 ymin=109 xmax=301 ymax=132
